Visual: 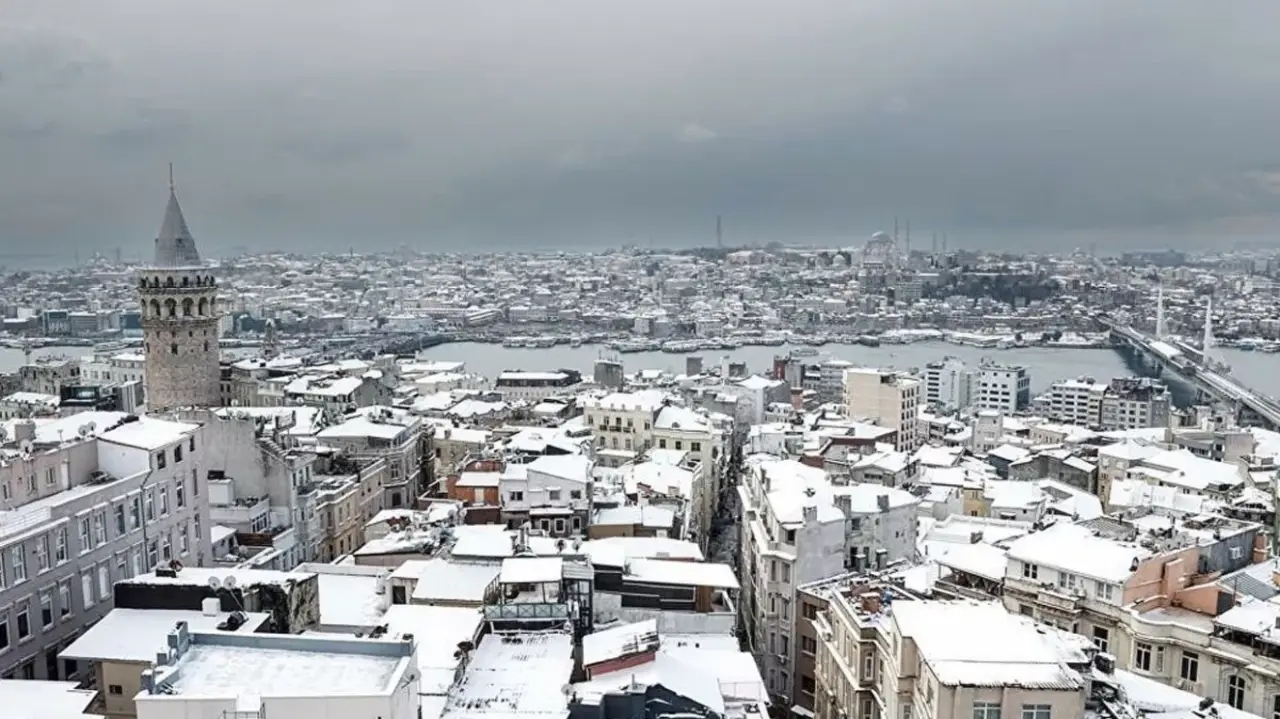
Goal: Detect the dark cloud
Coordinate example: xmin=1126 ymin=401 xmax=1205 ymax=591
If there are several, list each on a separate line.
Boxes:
xmin=2 ymin=0 xmax=1280 ymax=260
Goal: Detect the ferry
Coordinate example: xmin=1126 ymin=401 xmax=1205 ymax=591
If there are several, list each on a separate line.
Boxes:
xmin=791 ymin=347 xmax=820 ymax=357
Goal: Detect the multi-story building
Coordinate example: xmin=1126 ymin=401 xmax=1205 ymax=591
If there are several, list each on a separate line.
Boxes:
xmin=738 ymin=457 xmax=918 ymax=705
xmin=0 ymin=413 xmax=212 ymax=681
xmin=1099 ymin=377 xmax=1171 ymax=430
xmin=843 ymin=369 xmax=920 ymax=452
xmin=316 ymin=406 xmax=433 ymax=510
xmin=976 ymin=363 xmax=1031 ymax=413
xmin=814 ymin=598 xmax=1094 ymax=719
xmin=922 ymin=358 xmax=976 ymax=410
xmin=1040 ymin=378 xmax=1107 ymax=426
xmin=493 ymin=370 xmax=582 ymax=402
xmin=138 ymin=178 xmax=222 ymax=411
xmin=499 ymin=454 xmax=593 ymax=536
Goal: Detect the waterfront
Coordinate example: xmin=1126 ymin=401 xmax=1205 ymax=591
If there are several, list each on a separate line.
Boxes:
xmin=5 ymin=341 xmax=1275 ymax=402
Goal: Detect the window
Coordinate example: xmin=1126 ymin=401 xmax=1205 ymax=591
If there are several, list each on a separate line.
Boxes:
xmin=129 ymin=497 xmax=141 ymax=530
xmin=189 ymin=436 xmax=196 ymax=453
xmin=1228 ymin=676 xmax=1246 ymax=710
xmin=0 ymin=618 xmax=7 ymax=651
xmin=160 ymin=487 xmax=169 ymax=516
xmin=0 ymin=552 xmax=6 ymax=590
xmin=509 ymin=491 xmax=524 ymax=502
xmin=35 ymin=536 xmax=49 ymax=572
xmin=81 ymin=572 xmax=94 ymax=609
xmin=179 ymin=524 xmax=189 ymax=555
xmin=58 ymin=581 xmax=71 ymax=618
xmin=1022 ymin=562 xmax=1038 ymax=580
xmin=98 ymin=565 xmax=110 ymax=598
xmin=156 ymin=450 xmax=167 ymax=468
xmin=1180 ymin=651 xmax=1199 ymax=682
xmin=79 ymin=517 xmax=91 ymax=552
xmin=801 ymin=636 xmax=818 ymax=655
xmin=1095 ymin=580 xmax=1115 ymax=600
xmin=114 ymin=505 xmax=126 ymax=535
xmin=1134 ymin=642 xmax=1152 ymax=672
xmin=174 ymin=444 xmax=183 ymax=463
xmin=780 ymin=633 xmax=789 ymax=658
xmin=45 ymin=467 xmax=56 ymax=486
xmin=176 ymin=482 xmax=186 ymax=509
xmin=1021 ymin=706 xmax=1050 ymax=719
xmin=131 ymin=548 xmax=142 ymax=577
xmin=11 ymin=546 xmax=25 ymax=583
xmin=93 ymin=512 xmax=106 ymax=545
xmin=145 ymin=490 xmax=155 ymax=521
xmin=147 ymin=539 xmax=158 ymax=568
xmin=109 ymin=685 xmax=124 ymax=695
xmin=1272 ymin=694 xmax=1280 ymax=719
xmin=548 ymin=490 xmax=561 ymax=501
xmin=569 ymin=490 xmax=581 ymax=500
xmin=54 ymin=527 xmax=67 ymax=565
xmin=1092 ymin=626 xmax=1110 ymax=653
xmin=16 ymin=603 xmax=30 ymax=640
xmin=40 ymin=591 xmax=53 ymax=628
xmin=974 ymin=703 xmax=1002 ymax=719
xmin=801 ymin=675 xmax=815 ymax=695
xmin=116 ymin=555 xmax=127 ymax=580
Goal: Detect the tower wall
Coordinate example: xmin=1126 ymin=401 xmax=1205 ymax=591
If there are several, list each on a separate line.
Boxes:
xmin=138 ymin=269 xmax=222 ymax=410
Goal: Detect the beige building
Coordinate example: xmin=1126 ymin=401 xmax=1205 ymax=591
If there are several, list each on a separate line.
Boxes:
xmin=815 ymin=598 xmax=1090 ymax=719
xmin=843 ymin=369 xmax=920 ymax=452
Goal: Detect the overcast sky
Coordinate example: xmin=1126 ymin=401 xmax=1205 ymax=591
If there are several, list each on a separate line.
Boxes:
xmin=3 ymin=0 xmax=1280 ymax=260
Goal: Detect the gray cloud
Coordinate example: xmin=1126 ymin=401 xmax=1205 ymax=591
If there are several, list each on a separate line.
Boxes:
xmin=2 ymin=0 xmax=1280 ymax=260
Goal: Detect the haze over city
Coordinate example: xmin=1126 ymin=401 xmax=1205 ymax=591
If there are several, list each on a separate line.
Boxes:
xmin=4 ymin=0 xmax=1280 ymax=261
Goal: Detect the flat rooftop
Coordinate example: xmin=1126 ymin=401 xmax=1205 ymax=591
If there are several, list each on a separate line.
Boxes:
xmin=443 ymin=631 xmax=574 ymax=719
xmin=61 ymin=609 xmax=271 ymax=663
xmin=0 ymin=679 xmax=101 ymax=719
xmin=147 ymin=631 xmax=415 ymax=699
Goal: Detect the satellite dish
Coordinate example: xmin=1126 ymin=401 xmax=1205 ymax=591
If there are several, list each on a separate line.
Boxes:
xmin=207 ymin=576 xmax=223 ymax=590
xmin=87 ymin=422 xmax=97 ymax=432
xmin=78 ymin=425 xmax=92 ymax=438
xmin=223 ymin=576 xmax=238 ymax=589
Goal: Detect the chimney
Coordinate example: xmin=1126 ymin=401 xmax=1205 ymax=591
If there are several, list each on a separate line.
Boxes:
xmin=834 ymin=495 xmax=852 ymax=517
xmin=802 ymin=505 xmax=817 ymax=523
xmin=876 ymin=494 xmax=890 ymax=512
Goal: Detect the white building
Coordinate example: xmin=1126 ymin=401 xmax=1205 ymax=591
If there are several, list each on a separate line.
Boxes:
xmin=923 ymin=358 xmax=976 ymax=410
xmin=843 ymin=369 xmax=920 ymax=452
xmin=1041 ymin=378 xmax=1107 ymax=426
xmin=976 ymin=363 xmax=1031 ymax=413
xmin=500 ymin=454 xmax=593 ymax=536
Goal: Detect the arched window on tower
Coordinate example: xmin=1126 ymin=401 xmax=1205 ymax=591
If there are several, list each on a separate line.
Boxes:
xmin=182 ymin=276 xmax=190 ymax=288
xmin=165 ymin=276 xmax=175 ymax=288
xmin=151 ymin=276 xmax=161 ymax=289
xmin=139 ymin=278 xmax=147 ymax=289
xmin=195 ymin=276 xmax=203 ymax=287
xmin=182 ymin=298 xmax=194 ymax=317
xmin=198 ymin=298 xmax=208 ymax=316
xmin=207 ymin=276 xmax=215 ymax=286
xmin=149 ymin=299 xmax=161 ymax=317
xmin=165 ymin=299 xmax=177 ymax=318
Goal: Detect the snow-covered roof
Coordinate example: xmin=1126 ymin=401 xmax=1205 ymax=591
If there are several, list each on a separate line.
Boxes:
xmin=98 ymin=416 xmax=199 ymax=451
xmin=891 ymin=601 xmax=1086 ymax=689
xmin=60 ymin=609 xmax=271 ymax=663
xmin=1 ymin=679 xmax=100 ymax=719
xmin=1004 ymin=522 xmax=1151 ymax=583
xmin=442 ymin=631 xmax=574 ymax=719
xmin=500 ymin=557 xmax=563 ymax=584
xmin=382 ymin=604 xmax=483 ymax=694
xmin=411 ymin=560 xmax=500 ymax=603
xmin=626 ymin=559 xmax=739 ymax=589
xmin=582 ymin=619 xmax=659 ymax=667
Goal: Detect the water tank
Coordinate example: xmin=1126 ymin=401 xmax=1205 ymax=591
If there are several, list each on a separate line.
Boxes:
xmin=201 ymin=597 xmax=220 ymax=617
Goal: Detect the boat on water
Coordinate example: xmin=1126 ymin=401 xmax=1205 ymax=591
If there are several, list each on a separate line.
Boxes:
xmin=791 ymin=347 xmax=820 ymax=357
xmin=855 ymin=335 xmax=881 ymax=347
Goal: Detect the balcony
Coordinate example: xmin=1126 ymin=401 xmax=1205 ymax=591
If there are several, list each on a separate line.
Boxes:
xmin=1006 ymin=576 xmax=1084 ymax=614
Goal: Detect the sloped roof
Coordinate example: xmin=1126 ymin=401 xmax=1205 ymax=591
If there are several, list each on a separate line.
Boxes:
xmin=153 ymin=189 xmax=202 ymax=268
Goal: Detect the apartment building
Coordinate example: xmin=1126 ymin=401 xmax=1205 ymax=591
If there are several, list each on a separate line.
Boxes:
xmin=976 ymin=363 xmax=1031 ymax=413
xmin=0 ymin=413 xmax=211 ymax=681
xmin=1098 ymin=377 xmax=1172 ymax=431
xmin=814 ymin=598 xmax=1092 ymax=719
xmin=922 ymin=358 xmax=976 ymax=410
xmin=738 ymin=457 xmax=918 ymax=705
xmin=493 ymin=370 xmax=582 ymax=401
xmin=499 ymin=454 xmax=593 ymax=536
xmin=316 ymin=406 xmax=433 ymax=509
xmin=1041 ymin=378 xmax=1107 ymax=426
xmin=843 ymin=369 xmax=920 ymax=452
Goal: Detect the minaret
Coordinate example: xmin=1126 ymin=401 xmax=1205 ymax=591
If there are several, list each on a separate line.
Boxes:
xmin=138 ymin=167 xmax=222 ymax=411
xmin=1155 ymin=284 xmax=1166 ymax=338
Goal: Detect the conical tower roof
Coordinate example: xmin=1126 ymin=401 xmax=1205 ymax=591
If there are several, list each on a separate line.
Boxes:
xmin=152 ymin=168 xmax=202 ymax=268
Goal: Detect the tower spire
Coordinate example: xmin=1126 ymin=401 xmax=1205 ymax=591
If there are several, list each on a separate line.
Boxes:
xmin=168 ymin=162 xmax=175 ymax=193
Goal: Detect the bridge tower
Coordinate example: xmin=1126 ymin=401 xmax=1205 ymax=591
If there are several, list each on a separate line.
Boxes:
xmin=1202 ymin=296 xmax=1213 ymax=360
xmin=1155 ymin=284 xmax=1166 ymax=338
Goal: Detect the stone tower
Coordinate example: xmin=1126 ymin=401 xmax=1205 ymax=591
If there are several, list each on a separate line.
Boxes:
xmin=138 ymin=170 xmax=222 ymax=411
